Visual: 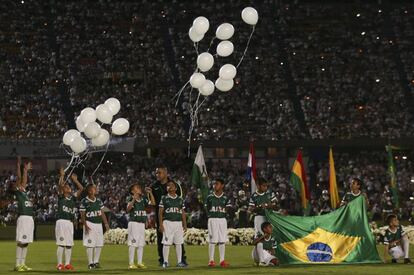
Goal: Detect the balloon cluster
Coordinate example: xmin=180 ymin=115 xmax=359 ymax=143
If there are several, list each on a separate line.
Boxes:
xmin=175 ymin=7 xmax=259 ymax=154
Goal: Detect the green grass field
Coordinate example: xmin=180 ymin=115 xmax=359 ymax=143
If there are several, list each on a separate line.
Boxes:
xmin=0 ymin=241 xmax=413 ymax=274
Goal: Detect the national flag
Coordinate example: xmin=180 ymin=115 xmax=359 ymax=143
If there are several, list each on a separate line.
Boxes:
xmin=191 ymin=145 xmax=208 ymax=202
xmin=266 ymin=196 xmax=381 ymax=264
xmin=385 ymin=145 xmax=399 ymax=208
xmin=329 ymin=148 xmax=340 ymax=209
xmin=246 ymin=143 xmax=257 ymax=193
xmin=289 ymin=150 xmax=310 ymax=212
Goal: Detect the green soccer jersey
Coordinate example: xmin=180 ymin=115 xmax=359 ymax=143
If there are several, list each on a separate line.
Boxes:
xmin=205 ymin=193 xmax=231 ymax=219
xmin=341 ymin=191 xmax=362 ymax=205
xmin=79 ymin=196 xmax=104 ymax=224
xmin=128 ymin=196 xmax=149 ymax=223
xmin=159 ymin=194 xmax=185 ymax=222
xmin=249 ymin=190 xmax=277 ymax=216
xmin=384 ymin=225 xmax=405 ymax=245
xmin=56 ymin=195 xmax=76 ymax=221
xmin=257 ymin=233 xmax=277 ymax=252
xmin=15 ymin=188 xmax=33 ymax=216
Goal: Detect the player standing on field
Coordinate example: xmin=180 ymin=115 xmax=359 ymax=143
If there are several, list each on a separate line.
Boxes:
xmin=14 ymin=157 xmax=34 ymax=272
xmin=248 ymin=178 xmax=277 ymax=236
xmin=55 ymin=169 xmax=84 ymax=271
xmin=79 ymin=183 xmax=110 ymax=269
xmin=126 ymin=183 xmax=155 ymax=269
xmin=159 ymin=180 xmax=187 ymax=269
xmin=205 ymin=179 xmax=231 ymax=268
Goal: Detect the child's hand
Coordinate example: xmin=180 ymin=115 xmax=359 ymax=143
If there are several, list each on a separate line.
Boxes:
xmin=145 ymin=187 xmax=152 ymax=193
xmin=159 ymin=224 xmax=165 ymax=233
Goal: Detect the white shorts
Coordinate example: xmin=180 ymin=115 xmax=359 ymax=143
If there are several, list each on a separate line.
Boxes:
xmin=83 ymin=221 xmax=104 ymax=247
xmin=16 ymin=215 xmax=34 ymax=244
xmin=162 ymin=220 xmax=184 ymax=245
xmin=208 ymin=218 xmax=228 ymax=243
xmin=55 ymin=219 xmax=74 ymax=246
xmin=127 ymin=222 xmax=146 ymax=247
xmin=252 ymin=247 xmax=276 ymax=264
xmin=389 ymin=246 xmax=405 ymax=259
xmin=254 ymin=215 xmax=266 ymax=236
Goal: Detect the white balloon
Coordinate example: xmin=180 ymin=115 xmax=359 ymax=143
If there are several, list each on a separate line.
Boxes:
xmin=192 ymin=16 xmax=209 ymax=34
xmin=189 ymin=73 xmax=206 ymax=88
xmin=241 ymin=7 xmax=259 ymax=25
xmin=215 ymin=78 xmax=234 ymax=92
xmin=216 ymin=23 xmax=234 ymax=40
xmin=95 ymin=104 xmax=113 ymax=124
xmin=197 ymin=52 xmax=214 ymax=72
xmin=199 ymin=80 xmax=214 ymax=96
xmin=188 ymin=27 xmax=204 ymax=42
xmin=219 ymin=64 xmax=237 ymax=80
xmin=84 ymin=121 xmax=101 ymax=139
xmin=80 ymin=107 xmax=96 ymax=123
xmin=216 ymin=41 xmax=234 ymax=57
xmin=63 ymin=129 xmax=80 ymax=146
xmin=112 ymin=118 xmax=130 ymax=135
xmin=76 ymin=116 xmax=88 ymax=132
xmin=70 ymin=136 xmax=87 ymax=154
xmin=91 ymin=129 xmax=110 ymax=147
xmin=104 ymin=98 xmax=121 ymax=116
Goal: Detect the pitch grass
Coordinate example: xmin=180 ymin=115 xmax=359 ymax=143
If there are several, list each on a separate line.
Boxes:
xmin=0 ymin=241 xmax=413 ymax=275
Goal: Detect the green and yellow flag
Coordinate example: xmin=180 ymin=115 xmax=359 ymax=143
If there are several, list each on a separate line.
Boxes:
xmin=385 ymin=145 xmax=399 ymax=208
xmin=266 ymin=196 xmax=381 ymax=264
xmin=329 ymin=148 xmax=340 ymax=209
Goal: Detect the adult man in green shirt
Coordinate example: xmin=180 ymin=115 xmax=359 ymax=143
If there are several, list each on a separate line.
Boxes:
xmin=55 ymin=169 xmax=84 ymax=271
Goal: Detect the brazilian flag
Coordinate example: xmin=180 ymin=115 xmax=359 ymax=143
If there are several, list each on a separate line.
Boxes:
xmin=266 ymin=196 xmax=381 ymax=264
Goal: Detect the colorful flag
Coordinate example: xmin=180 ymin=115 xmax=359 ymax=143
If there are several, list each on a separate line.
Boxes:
xmin=385 ymin=145 xmax=399 ymax=208
xmin=246 ymin=143 xmax=257 ymax=193
xmin=289 ymin=150 xmax=310 ymax=212
xmin=329 ymin=148 xmax=340 ymax=209
xmin=266 ymin=196 xmax=381 ymax=264
xmin=191 ymin=145 xmax=208 ymax=202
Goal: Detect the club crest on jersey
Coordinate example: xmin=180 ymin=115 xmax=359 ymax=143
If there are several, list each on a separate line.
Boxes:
xmin=60 ymin=237 xmax=64 ymax=241
xmin=25 ymin=201 xmax=33 ymax=207
xmin=23 ymin=235 xmax=27 ymax=239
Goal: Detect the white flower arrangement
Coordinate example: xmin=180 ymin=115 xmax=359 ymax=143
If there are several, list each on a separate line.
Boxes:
xmin=104 ymin=225 xmax=414 ymax=245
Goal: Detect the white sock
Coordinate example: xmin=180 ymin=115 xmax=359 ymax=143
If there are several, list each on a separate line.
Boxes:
xmin=21 ymin=246 xmax=28 ymax=265
xmin=257 ymin=243 xmax=265 ymax=263
xmin=86 ymin=248 xmax=94 ymax=264
xmin=137 ymin=246 xmax=144 ymax=264
xmin=57 ymin=246 xmax=64 ymax=265
xmin=64 ymin=247 xmax=72 ymax=265
xmin=209 ymin=243 xmax=215 ymax=261
xmin=402 ymin=235 xmax=410 ymax=258
xmin=94 ymin=247 xmax=102 ymax=264
xmin=163 ymin=245 xmax=170 ymax=264
xmin=218 ymin=243 xmax=225 ymax=262
xmin=128 ymin=246 xmax=135 ymax=265
xmin=16 ymin=246 xmax=22 ymax=266
xmin=175 ymin=244 xmax=182 ymax=264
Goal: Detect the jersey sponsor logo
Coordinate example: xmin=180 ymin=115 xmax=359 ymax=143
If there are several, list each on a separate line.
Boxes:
xmin=210 ymin=206 xmax=226 ymax=213
xmin=62 ymin=205 xmax=75 ymax=214
xmin=86 ymin=210 xmax=102 ymax=218
xmin=133 ymin=210 xmax=147 ymax=217
xmin=165 ymin=207 xmax=182 ymax=214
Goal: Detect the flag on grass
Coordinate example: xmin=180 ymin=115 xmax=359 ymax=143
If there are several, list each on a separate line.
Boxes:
xmin=289 ymin=150 xmax=310 ymax=213
xmin=385 ymin=145 xmax=399 ymax=208
xmin=266 ymin=196 xmax=381 ymax=264
xmin=246 ymin=143 xmax=257 ymax=193
xmin=191 ymin=145 xmax=208 ymax=202
xmin=329 ymin=148 xmax=340 ymax=209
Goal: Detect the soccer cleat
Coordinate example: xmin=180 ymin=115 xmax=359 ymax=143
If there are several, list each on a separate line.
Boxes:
xmin=208 ymin=260 xmax=216 ymax=267
xmin=14 ymin=265 xmax=25 ymax=272
xmin=94 ymin=263 xmax=101 ymax=269
xmin=21 ymin=265 xmax=32 ymax=271
xmin=88 ymin=264 xmax=95 ymax=269
xmin=176 ymin=262 xmax=187 ymax=268
xmin=128 ymin=264 xmax=137 ymax=269
xmin=220 ymin=260 xmax=230 ymax=268
xmin=391 ymin=259 xmax=398 ymax=264
xmin=259 ymin=262 xmax=268 ymax=267
xmin=56 ymin=264 xmax=64 ymax=271
xmin=136 ymin=263 xmax=147 ymax=269
xmin=162 ymin=262 xmax=169 ymax=269
xmin=64 ymin=264 xmax=74 ymax=270
xmin=404 ymin=258 xmax=412 ymax=264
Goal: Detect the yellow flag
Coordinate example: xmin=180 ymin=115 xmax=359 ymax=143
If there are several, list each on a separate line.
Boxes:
xmin=329 ymin=148 xmax=340 ymax=208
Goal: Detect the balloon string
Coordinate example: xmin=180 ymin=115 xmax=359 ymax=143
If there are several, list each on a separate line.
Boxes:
xmin=91 ymin=138 xmax=111 ymax=177
xmin=236 ymin=25 xmax=255 ymax=68
xmin=64 ymin=153 xmax=75 ymax=172
xmin=173 ymin=81 xmax=190 ymax=107
xmin=194 ymin=42 xmax=199 ymax=56
xmin=206 ymin=37 xmax=216 ymax=53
